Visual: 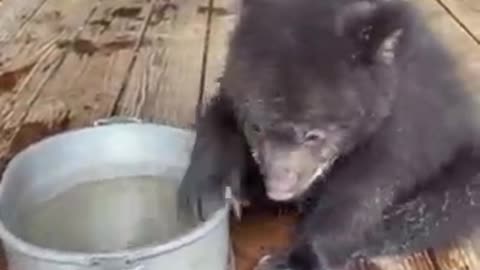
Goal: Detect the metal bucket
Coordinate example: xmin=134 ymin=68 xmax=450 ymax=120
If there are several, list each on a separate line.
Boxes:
xmin=0 ymin=117 xmax=232 ymax=270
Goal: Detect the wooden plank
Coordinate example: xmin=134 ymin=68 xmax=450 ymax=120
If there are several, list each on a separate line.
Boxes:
xmin=436 ymin=0 xmax=480 ymax=43
xmin=0 ymin=0 xmax=47 ymax=42
xmin=415 ymin=0 xmax=480 ymax=96
xmin=0 ymin=0 xmax=100 ymax=165
xmin=113 ymin=0 xmax=209 ymax=128
xmin=231 ymin=209 xmax=298 ymax=270
xmin=200 ymin=0 xmax=238 ymax=109
xmin=0 ymin=0 xmax=209 ymax=167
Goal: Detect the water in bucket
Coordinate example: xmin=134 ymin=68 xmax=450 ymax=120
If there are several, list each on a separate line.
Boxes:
xmin=13 ymin=175 xmax=197 ymax=253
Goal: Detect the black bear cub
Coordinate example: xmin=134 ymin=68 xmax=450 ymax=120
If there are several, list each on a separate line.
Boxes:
xmin=178 ymin=0 xmax=480 ymax=269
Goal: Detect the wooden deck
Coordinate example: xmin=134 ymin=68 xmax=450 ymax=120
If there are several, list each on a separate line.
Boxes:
xmin=0 ymin=0 xmax=479 ymax=269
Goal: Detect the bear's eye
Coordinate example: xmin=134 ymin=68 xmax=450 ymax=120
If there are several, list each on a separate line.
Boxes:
xmin=251 ymin=123 xmax=261 ymax=133
xmin=304 ymin=130 xmax=326 ymax=143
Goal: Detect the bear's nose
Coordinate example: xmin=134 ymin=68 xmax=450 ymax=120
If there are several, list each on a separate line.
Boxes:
xmin=267 ymin=168 xmax=297 ymax=192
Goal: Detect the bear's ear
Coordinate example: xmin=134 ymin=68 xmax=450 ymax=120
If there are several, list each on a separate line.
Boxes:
xmin=335 ymin=0 xmax=408 ymax=65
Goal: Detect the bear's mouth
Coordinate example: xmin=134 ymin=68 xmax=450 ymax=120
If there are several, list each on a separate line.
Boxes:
xmin=266 ymin=155 xmax=339 ymax=201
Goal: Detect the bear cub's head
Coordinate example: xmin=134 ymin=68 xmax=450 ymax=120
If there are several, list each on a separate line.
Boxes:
xmin=221 ymin=0 xmax=410 ymax=201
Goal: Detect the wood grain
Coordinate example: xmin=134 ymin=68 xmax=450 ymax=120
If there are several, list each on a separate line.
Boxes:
xmin=0 ymin=0 xmax=209 ymax=160
xmin=113 ymin=0 xmax=209 ymax=128
xmin=415 ymin=0 xmax=480 ymax=94
xmin=0 ymin=0 xmax=99 ymax=166
xmin=0 ymin=0 xmax=47 ymax=42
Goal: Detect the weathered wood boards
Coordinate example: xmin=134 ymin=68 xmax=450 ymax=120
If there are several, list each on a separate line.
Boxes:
xmin=0 ymin=0 xmax=209 ymax=167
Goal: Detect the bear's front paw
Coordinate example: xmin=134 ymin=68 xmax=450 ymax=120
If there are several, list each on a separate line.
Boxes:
xmin=252 ymin=247 xmax=375 ymax=270
xmin=254 ymin=254 xmax=296 ymax=270
xmin=344 ymin=255 xmax=378 ymax=270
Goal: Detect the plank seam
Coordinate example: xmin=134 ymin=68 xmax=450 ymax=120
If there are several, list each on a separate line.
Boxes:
xmin=111 ymin=0 xmax=158 ymax=115
xmin=434 ymin=0 xmax=480 ymax=45
xmin=195 ymin=0 xmax=215 ymax=125
xmin=13 ymin=0 xmax=49 ymax=39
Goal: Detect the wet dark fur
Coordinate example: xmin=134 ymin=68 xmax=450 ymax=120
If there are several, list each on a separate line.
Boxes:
xmin=177 ymin=0 xmax=480 ymax=269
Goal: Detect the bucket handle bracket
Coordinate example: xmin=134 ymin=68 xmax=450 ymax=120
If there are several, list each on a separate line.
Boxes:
xmin=92 ymin=116 xmax=144 ymax=127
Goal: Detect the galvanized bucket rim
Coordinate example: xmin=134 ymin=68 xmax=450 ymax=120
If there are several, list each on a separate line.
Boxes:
xmin=0 ymin=123 xmax=230 ymax=267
